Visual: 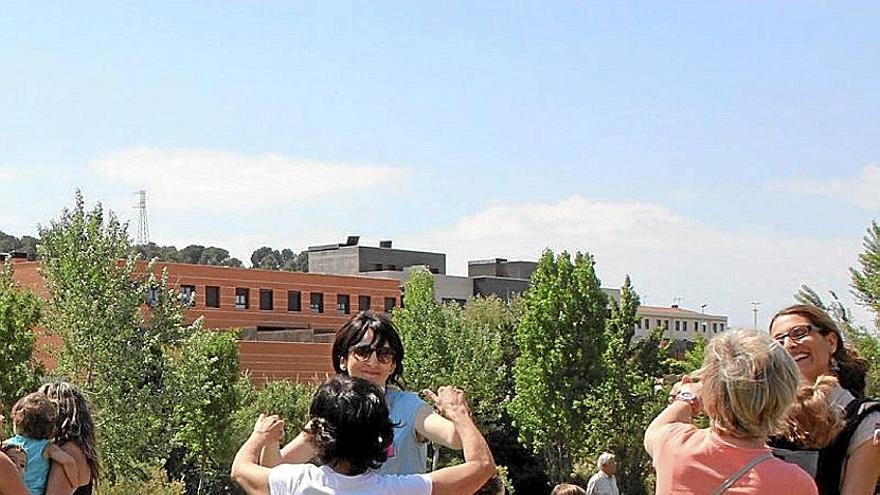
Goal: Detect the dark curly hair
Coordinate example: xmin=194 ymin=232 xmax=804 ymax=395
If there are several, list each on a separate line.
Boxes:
xmin=39 ymin=381 xmax=101 ymax=483
xmin=12 ymin=392 xmax=57 ymax=439
xmin=331 ymin=310 xmax=406 ymax=388
xmin=305 ymin=376 xmax=397 ymax=475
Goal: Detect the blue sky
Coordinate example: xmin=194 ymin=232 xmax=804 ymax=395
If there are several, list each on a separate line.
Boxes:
xmin=2 ymin=2 xmax=878 ymax=327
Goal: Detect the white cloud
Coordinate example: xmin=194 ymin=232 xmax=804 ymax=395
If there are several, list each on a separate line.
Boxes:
xmin=402 ymin=195 xmax=867 ymax=328
xmin=88 ymin=147 xmax=409 ymax=211
xmin=766 ymin=164 xmax=880 ymax=210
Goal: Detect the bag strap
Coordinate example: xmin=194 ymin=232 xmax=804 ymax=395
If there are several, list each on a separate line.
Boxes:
xmin=709 ymin=451 xmax=774 ymax=495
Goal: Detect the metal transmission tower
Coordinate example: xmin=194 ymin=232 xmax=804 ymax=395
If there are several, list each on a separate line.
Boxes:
xmin=134 ymin=190 xmax=150 ymax=245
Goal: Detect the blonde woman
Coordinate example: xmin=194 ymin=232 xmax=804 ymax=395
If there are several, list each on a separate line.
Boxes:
xmin=644 ymin=329 xmax=817 ymax=494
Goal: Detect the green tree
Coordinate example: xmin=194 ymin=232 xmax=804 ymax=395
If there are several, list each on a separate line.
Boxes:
xmin=851 ymin=221 xmax=880 ymax=324
xmin=167 ymin=330 xmax=243 ymax=493
xmin=38 ymin=192 xmax=198 ymax=481
xmin=507 ymin=250 xmax=610 ymax=484
xmin=0 ymin=262 xmax=43 ymax=413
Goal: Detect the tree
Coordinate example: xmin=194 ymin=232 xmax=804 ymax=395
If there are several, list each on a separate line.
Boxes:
xmin=507 ymin=250 xmax=610 ymax=484
xmin=0 ymin=262 xmax=43 ymax=413
xmin=38 ymin=192 xmax=198 ymax=481
xmin=0 ymin=231 xmax=40 ymax=260
xmin=167 ymin=330 xmax=243 ymax=494
xmin=250 ymin=247 xmax=307 ymax=272
xmin=852 ymin=221 xmax=880 ymax=326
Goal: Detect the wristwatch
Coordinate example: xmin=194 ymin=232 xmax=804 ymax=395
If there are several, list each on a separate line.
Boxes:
xmin=674 ymin=390 xmax=701 ymax=414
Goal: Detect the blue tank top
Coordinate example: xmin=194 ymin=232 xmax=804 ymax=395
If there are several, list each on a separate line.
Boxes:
xmin=378 ymin=389 xmax=429 ymax=475
xmin=8 ymin=435 xmax=51 ymax=495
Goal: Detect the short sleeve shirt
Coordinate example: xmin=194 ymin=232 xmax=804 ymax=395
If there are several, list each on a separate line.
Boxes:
xmin=651 ymin=423 xmax=818 ymax=495
xmin=268 ymin=464 xmax=432 ymax=495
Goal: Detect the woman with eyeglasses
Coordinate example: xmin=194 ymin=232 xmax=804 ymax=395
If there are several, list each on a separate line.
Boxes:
xmin=768 ymin=304 xmax=880 ymax=495
xmin=262 ymin=310 xmax=462 ymax=475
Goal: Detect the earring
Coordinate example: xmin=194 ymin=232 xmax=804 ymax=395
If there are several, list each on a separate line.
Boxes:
xmin=831 ymin=357 xmax=841 ymax=373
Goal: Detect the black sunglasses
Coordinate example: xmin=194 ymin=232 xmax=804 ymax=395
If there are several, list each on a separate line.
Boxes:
xmin=349 ymin=343 xmax=396 ymax=364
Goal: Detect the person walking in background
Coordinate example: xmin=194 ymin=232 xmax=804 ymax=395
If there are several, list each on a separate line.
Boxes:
xmin=645 ymin=329 xmax=817 ymax=494
xmin=585 ymin=452 xmax=619 ymax=495
xmin=768 ymin=305 xmax=880 ymax=494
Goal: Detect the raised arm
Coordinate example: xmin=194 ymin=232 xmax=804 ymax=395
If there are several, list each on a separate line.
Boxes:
xmin=268 ymin=430 xmax=317 ymax=466
xmin=231 ymin=414 xmax=285 ymax=495
xmin=424 ymin=386 xmax=495 ymax=495
xmin=644 ymin=378 xmax=702 ymax=456
xmin=414 ymin=400 xmax=463 ymax=449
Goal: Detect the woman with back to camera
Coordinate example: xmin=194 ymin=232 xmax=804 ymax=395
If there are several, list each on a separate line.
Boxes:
xmin=39 ymin=382 xmax=99 ymax=495
xmin=768 ymin=304 xmax=880 ymax=495
xmin=645 ymin=329 xmax=817 ymax=494
xmin=232 ymin=375 xmax=495 ymax=495
xmin=262 ymin=310 xmax=462 ymax=474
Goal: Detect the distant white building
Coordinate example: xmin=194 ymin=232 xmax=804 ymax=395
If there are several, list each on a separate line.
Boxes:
xmin=635 ymin=305 xmax=727 ymax=341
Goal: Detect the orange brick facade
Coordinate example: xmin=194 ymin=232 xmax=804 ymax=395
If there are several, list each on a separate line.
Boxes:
xmin=7 ymin=260 xmax=399 ymax=384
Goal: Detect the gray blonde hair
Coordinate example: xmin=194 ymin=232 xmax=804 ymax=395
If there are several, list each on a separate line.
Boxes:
xmin=695 ymin=329 xmax=799 ymax=439
xmin=597 ymin=452 xmax=615 ymax=470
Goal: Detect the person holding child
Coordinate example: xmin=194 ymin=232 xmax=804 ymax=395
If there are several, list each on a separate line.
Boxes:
xmin=36 ymin=382 xmax=99 ymax=495
xmin=4 ymin=392 xmax=78 ymax=495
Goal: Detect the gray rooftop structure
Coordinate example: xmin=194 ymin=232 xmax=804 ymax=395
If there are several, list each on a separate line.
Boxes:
xmin=307 ymin=237 xmax=446 ymax=276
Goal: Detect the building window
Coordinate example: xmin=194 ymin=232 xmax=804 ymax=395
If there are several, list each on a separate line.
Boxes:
xmin=260 ymin=289 xmax=274 ymax=310
xmin=235 ymin=288 xmax=250 ymax=309
xmin=337 ymin=294 xmax=350 ymax=314
xmin=146 ymin=286 xmax=161 ymax=307
xmin=675 ymin=321 xmax=680 ymax=331
xmin=644 ymin=318 xmax=650 ymax=329
xmin=720 ymin=323 xmax=724 ymax=332
xmin=702 ymin=323 xmax=707 ymax=333
xmin=358 ymin=295 xmax=371 ymax=312
xmin=694 ymin=321 xmax=699 ymax=331
xmin=310 ymin=292 xmax=324 ymax=313
xmin=657 ymin=319 xmax=662 ymax=329
xmin=664 ymin=320 xmax=669 ymax=331
xmin=179 ymin=285 xmax=196 ymax=307
xmin=441 ymin=298 xmax=467 ymax=307
xmin=206 ymin=286 xmax=220 ymax=308
xmin=635 ymin=319 xmax=641 ymax=329
xmin=712 ymin=322 xmax=718 ymax=333
xmin=287 ymin=291 xmax=301 ymax=312
xmin=384 ymin=297 xmax=396 ymax=313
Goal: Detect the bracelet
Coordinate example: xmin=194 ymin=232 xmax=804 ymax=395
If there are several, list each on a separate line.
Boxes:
xmin=673 ymin=390 xmax=701 ymax=414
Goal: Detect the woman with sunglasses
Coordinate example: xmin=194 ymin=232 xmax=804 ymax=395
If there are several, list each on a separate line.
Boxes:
xmin=768 ymin=304 xmax=880 ymax=494
xmin=262 ymin=310 xmax=462 ymax=475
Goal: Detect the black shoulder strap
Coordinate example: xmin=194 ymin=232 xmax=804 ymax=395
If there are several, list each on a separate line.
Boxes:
xmin=815 ymin=397 xmax=880 ymax=495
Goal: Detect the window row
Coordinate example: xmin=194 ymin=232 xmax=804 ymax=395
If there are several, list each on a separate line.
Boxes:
xmin=635 ymin=318 xmax=724 ymax=333
xmin=174 ymin=285 xmax=396 ymax=314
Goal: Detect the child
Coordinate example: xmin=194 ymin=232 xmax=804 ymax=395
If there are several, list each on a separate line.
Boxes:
xmin=5 ymin=393 xmax=77 ymax=495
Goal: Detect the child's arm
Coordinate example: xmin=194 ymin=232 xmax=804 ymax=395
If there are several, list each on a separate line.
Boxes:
xmin=44 ymin=443 xmax=78 ymax=487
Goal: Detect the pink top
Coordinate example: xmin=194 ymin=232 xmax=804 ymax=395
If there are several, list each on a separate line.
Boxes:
xmin=651 ymin=423 xmax=817 ymax=495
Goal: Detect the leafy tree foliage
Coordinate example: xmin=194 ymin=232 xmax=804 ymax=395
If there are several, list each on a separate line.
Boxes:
xmin=232 ymin=379 xmax=314 ymax=447
xmin=167 ymin=330 xmax=243 ymax=494
xmin=0 ymin=231 xmax=40 ymax=260
xmin=851 ymin=221 xmax=880 ymax=326
xmin=133 ymin=242 xmax=242 ymax=267
xmin=0 ymin=262 xmax=43 ymax=413
xmin=250 ymin=246 xmax=307 ymax=272
xmin=38 ymin=192 xmax=200 ymax=481
xmin=507 ymin=250 xmax=610 ymax=484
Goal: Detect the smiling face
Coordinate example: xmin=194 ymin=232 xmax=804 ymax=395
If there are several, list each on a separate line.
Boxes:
xmin=340 ymin=329 xmax=397 ymax=388
xmin=770 ymin=313 xmax=838 ymax=384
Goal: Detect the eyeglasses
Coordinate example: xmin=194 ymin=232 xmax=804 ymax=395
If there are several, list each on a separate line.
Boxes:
xmin=349 ymin=344 xmax=396 ymax=364
xmin=772 ymin=325 xmax=815 ymax=346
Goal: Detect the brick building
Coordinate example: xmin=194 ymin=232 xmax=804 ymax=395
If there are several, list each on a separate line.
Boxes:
xmin=7 ymin=260 xmax=401 ymax=385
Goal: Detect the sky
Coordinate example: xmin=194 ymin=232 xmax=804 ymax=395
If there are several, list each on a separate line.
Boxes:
xmin=1 ymin=1 xmax=879 ymax=328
